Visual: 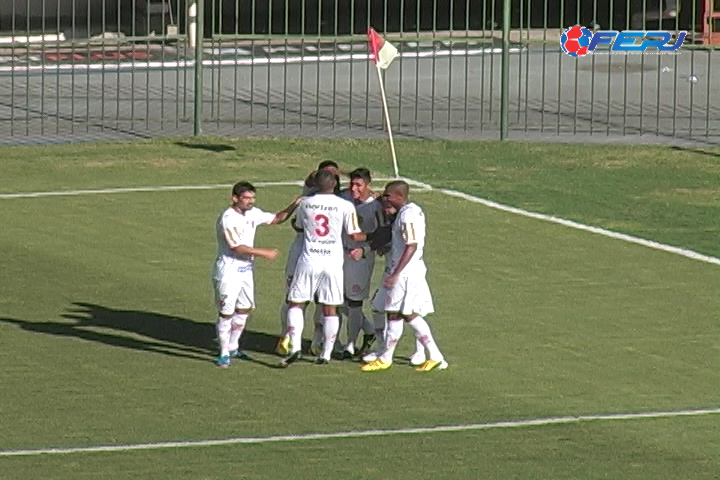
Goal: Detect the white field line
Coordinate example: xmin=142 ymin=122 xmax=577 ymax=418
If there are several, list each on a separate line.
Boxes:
xmin=0 ymin=178 xmax=419 ymax=199
xmin=1 ymin=407 xmax=717 ymax=457
xmin=1 ymin=176 xmax=716 ymax=266
xmin=398 ymin=177 xmax=720 ymax=267
xmin=0 ymin=47 xmax=523 ymax=74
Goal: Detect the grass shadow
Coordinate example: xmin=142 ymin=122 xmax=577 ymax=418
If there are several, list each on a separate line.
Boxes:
xmin=670 ymin=145 xmax=720 ymax=158
xmin=174 ymin=141 xmax=236 ymax=153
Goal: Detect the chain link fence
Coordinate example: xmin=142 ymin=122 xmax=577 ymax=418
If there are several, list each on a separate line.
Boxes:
xmin=1 ymin=0 xmax=718 ymax=145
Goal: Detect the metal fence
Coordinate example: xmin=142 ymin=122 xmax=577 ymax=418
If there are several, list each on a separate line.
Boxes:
xmin=1 ymin=0 xmax=719 ymax=145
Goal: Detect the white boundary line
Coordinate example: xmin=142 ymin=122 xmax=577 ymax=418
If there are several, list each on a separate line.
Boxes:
xmin=1 ymin=176 xmax=717 ymax=267
xmin=398 ymin=177 xmax=720 ymax=267
xmin=0 ymin=47 xmax=523 ymax=74
xmin=0 ymin=181 xmax=302 ymax=199
xmin=1 ymin=407 xmax=718 ymax=457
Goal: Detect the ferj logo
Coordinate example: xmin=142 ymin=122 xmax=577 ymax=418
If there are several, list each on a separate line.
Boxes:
xmin=560 ymin=25 xmax=686 ymax=57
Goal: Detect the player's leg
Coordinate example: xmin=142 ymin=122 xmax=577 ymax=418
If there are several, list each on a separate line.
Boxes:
xmin=277 ymin=236 xmax=303 ymax=354
xmin=310 ymin=301 xmax=324 ymax=356
xmin=361 ymin=277 xmax=408 ymax=371
xmin=360 ymin=286 xmax=388 ymax=363
xmin=315 ymin=267 xmax=345 ymax=364
xmin=343 ymin=255 xmax=375 ymax=358
xmin=213 ymin=276 xmax=242 ymax=368
xmin=402 ymin=277 xmax=447 ymax=372
xmin=281 ymin=263 xmax=317 ymax=367
xmin=228 ymin=271 xmax=254 ymax=360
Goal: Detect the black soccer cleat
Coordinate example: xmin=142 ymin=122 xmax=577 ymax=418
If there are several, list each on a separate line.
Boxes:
xmin=314 ymin=357 xmax=330 ymax=365
xmin=357 ymin=334 xmax=376 ymax=357
xmin=277 ymin=351 xmax=302 ymax=368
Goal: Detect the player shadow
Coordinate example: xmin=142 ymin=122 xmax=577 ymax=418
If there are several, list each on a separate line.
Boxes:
xmin=0 ymin=302 xmax=295 ymax=369
xmin=174 ymin=141 xmax=236 ymax=153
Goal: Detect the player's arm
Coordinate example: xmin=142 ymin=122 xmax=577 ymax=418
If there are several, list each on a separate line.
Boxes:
xmin=389 ymin=243 xmax=417 ymax=277
xmin=269 ymin=196 xmax=304 ymax=225
xmin=223 ymin=224 xmax=279 ymax=261
xmin=388 ymin=218 xmax=419 ymax=277
xmin=344 ymin=205 xmax=365 ymax=243
xmin=231 ymin=244 xmax=279 ymax=260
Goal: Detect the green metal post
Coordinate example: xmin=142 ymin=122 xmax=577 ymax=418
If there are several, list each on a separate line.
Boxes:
xmin=500 ymin=0 xmax=510 ymax=139
xmin=194 ymin=0 xmax=205 ymax=136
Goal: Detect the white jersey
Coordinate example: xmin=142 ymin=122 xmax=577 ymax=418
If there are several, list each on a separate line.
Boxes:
xmin=215 ymin=206 xmax=276 ymax=275
xmin=295 ymin=193 xmax=360 ymax=267
xmin=389 ymin=202 xmax=427 ymax=276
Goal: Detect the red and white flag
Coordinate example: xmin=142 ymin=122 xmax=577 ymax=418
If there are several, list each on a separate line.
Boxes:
xmin=367 ymin=27 xmax=398 ymax=69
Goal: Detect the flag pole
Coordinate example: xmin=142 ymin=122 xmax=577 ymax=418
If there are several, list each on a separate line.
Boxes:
xmin=373 ymin=63 xmax=400 ymax=178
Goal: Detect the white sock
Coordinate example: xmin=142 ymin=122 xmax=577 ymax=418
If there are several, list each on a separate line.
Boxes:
xmin=408 ymin=316 xmax=443 ymax=361
xmin=287 ymin=307 xmax=304 ymax=354
xmin=380 ymin=319 xmax=403 ymax=363
xmin=334 ymin=311 xmax=345 ymax=352
xmin=279 ymin=303 xmax=289 ymax=338
xmin=373 ymin=311 xmax=386 ymax=346
xmin=414 ymin=339 xmax=425 ymax=357
xmin=228 ymin=313 xmax=248 ymax=351
xmin=321 ymin=315 xmax=340 ymax=360
xmin=312 ymin=306 xmax=324 ymax=348
xmin=346 ymin=305 xmax=364 ymax=351
xmin=216 ymin=315 xmax=232 ymax=357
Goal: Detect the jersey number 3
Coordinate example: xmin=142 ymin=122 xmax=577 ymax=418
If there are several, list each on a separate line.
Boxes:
xmin=314 ymin=214 xmax=330 ymax=237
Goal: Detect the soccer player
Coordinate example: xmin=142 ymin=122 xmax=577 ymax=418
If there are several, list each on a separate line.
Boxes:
xmin=276 ymin=160 xmax=343 ymax=356
xmin=361 ymin=198 xmax=426 ymax=366
xmin=280 ymin=169 xmax=363 ymax=367
xmin=213 ymin=181 xmax=302 ymax=368
xmin=339 ymin=167 xmax=383 ymax=359
xmin=361 ymin=180 xmax=448 ymax=372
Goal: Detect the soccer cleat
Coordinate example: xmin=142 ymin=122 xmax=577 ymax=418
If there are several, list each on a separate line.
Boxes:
xmin=414 ymin=359 xmax=448 ymax=372
xmin=408 ymin=351 xmax=427 ymax=366
xmin=357 ymin=334 xmax=376 ymax=356
xmin=215 ymin=355 xmax=231 ymax=369
xmin=275 ymin=337 xmax=290 ymax=356
xmin=341 ymin=350 xmax=353 ymax=361
xmin=360 ymin=358 xmax=392 ymax=372
xmin=361 ymin=352 xmax=379 ymax=363
xmin=314 ymin=357 xmax=330 ymax=365
xmin=229 ymin=350 xmax=251 ymax=361
xmin=309 ymin=344 xmax=321 ymax=357
xmin=277 ymin=351 xmax=302 ymax=368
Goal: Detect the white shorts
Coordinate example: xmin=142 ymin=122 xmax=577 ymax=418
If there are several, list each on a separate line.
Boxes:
xmin=213 ymin=270 xmax=255 ymax=315
xmin=288 ymin=261 xmax=344 ymax=306
xmin=371 ymin=272 xmax=434 ymax=317
xmin=343 ymin=252 xmax=376 ymax=301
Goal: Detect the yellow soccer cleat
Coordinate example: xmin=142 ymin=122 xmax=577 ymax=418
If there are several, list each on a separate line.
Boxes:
xmin=414 ymin=359 xmax=449 ymax=372
xmin=309 ymin=344 xmax=321 ymax=357
xmin=360 ymin=358 xmax=392 ymax=372
xmin=275 ymin=337 xmax=290 ymax=356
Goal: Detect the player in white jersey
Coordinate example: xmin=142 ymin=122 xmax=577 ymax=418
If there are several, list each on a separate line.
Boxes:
xmin=276 ymin=160 xmax=344 ymax=356
xmin=339 ymin=167 xmax=384 ymax=359
xmin=280 ymin=170 xmax=363 ymax=367
xmin=361 ymin=180 xmax=448 ymax=372
xmin=361 ymin=198 xmax=426 ymax=366
xmin=213 ymin=181 xmax=302 ymax=368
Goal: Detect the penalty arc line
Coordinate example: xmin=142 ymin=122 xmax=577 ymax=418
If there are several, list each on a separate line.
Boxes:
xmin=0 ymin=407 xmax=718 ymax=457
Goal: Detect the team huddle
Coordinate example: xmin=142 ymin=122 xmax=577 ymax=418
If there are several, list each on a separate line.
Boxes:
xmin=212 ymin=161 xmax=447 ymax=372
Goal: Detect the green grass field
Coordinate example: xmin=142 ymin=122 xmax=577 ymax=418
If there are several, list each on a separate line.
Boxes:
xmin=0 ymin=138 xmax=718 ymax=479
